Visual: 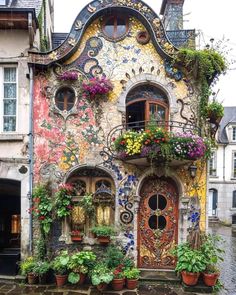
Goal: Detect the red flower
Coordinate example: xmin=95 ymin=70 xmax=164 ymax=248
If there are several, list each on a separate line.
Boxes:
xmin=39 ymin=216 xmax=45 ymax=220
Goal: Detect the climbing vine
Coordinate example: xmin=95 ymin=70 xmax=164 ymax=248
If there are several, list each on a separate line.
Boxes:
xmin=174 ymin=48 xmax=227 ymax=120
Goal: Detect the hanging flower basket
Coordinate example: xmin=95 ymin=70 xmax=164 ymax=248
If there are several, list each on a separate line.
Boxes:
xmin=58 ymin=71 xmax=78 ymax=81
xmin=82 ymin=76 xmax=113 ymax=99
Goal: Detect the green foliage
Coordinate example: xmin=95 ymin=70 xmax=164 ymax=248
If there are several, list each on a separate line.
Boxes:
xmin=20 ymin=257 xmax=36 ymax=275
xmin=68 ymin=272 xmax=81 ymax=284
xmin=206 ymin=101 xmax=224 ymax=119
xmin=104 ymin=245 xmax=125 ymax=269
xmin=90 ymin=262 xmax=113 ymax=286
xmin=54 ymin=184 xmax=75 ymax=218
xmin=51 ymin=250 xmax=70 ymax=275
xmin=91 ymin=225 xmax=115 ymax=237
xmin=173 ymin=243 xmax=207 ymax=273
xmin=79 ymin=194 xmax=95 ymax=217
xmin=213 ymin=279 xmax=224 ymax=293
xmin=35 ymin=235 xmax=46 ymax=261
xmin=201 ymin=234 xmax=225 ymax=272
xmin=124 ymin=267 xmax=140 ymax=279
xmin=33 ymin=260 xmax=50 ymax=275
xmin=32 ymin=183 xmax=53 ymax=235
xmin=174 ymin=48 xmax=227 ymax=119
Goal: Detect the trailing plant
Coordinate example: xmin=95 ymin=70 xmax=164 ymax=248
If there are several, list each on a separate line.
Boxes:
xmin=79 ymin=194 xmax=95 ymax=217
xmin=31 ymin=183 xmax=53 ymax=234
xmin=54 ymin=183 xmax=75 ymax=218
xmin=206 ymin=101 xmax=224 ymax=119
xmin=104 ymin=245 xmax=125 ymax=269
xmin=174 ymin=48 xmax=227 ymax=119
xmin=82 ymin=76 xmax=113 ymax=98
xmin=91 ymin=225 xmax=115 ymax=237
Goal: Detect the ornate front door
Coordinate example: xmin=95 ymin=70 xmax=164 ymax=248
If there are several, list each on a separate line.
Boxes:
xmin=138 ymin=176 xmax=178 ymax=269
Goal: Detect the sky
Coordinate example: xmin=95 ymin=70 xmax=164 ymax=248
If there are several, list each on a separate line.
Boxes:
xmin=54 ymin=0 xmax=236 ymax=106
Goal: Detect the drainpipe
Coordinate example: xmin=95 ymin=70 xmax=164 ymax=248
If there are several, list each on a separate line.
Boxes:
xmin=223 ymin=144 xmax=226 ymax=181
xmin=28 ymin=66 xmax=34 ymax=253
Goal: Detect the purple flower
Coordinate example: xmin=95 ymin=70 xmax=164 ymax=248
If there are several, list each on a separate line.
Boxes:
xmin=58 ymin=71 xmax=78 ymax=81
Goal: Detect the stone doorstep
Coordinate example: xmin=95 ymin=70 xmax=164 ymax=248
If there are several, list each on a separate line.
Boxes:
xmin=140 ymin=269 xmax=180 ymax=283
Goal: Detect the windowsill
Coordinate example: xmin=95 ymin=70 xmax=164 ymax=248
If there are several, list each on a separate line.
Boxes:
xmin=230 ymin=208 xmax=236 ymax=211
xmin=0 ymin=134 xmax=24 ymax=141
xmin=231 ymin=178 xmax=236 ymax=180
xmin=209 ymin=175 xmax=219 ymax=178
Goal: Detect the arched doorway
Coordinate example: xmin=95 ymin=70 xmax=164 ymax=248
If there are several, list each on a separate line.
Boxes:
xmin=138 ymin=176 xmax=178 ymax=269
xmin=0 ymin=179 xmax=21 ymax=275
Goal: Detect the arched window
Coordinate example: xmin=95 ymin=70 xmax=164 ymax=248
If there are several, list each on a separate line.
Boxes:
xmin=102 ymin=15 xmax=129 ymax=40
xmin=55 ymin=87 xmax=75 ymax=111
xmin=126 ymin=84 xmax=169 ymax=128
xmin=233 ymin=190 xmax=236 ymax=208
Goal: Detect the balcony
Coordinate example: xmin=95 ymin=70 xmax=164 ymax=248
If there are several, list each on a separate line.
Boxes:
xmin=104 ymin=120 xmax=207 ymax=167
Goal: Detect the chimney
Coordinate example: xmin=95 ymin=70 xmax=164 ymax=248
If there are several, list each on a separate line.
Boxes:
xmin=160 ymin=0 xmax=185 ymax=31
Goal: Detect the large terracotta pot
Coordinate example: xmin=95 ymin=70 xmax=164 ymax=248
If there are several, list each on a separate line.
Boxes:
xmin=181 ymin=271 xmax=200 ymax=286
xmin=55 ymin=274 xmax=68 ymax=287
xmin=96 ymin=283 xmax=108 ymax=291
xmin=112 ymin=278 xmax=124 ymax=291
xmin=203 ymin=272 xmax=219 ymax=286
xmin=27 ymin=273 xmax=38 ymax=285
xmin=78 ymin=273 xmax=86 ymax=285
xmin=126 ymin=279 xmax=138 ymax=290
xmin=97 ymin=236 xmax=110 ymax=245
xmin=38 ymin=273 xmax=47 ymax=284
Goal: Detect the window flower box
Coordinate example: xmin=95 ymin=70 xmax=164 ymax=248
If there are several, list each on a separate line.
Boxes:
xmin=70 ymin=230 xmax=83 ymax=242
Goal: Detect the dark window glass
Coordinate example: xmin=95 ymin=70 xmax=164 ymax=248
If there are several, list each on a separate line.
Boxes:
xmin=158 ymin=195 xmax=167 ymax=210
xmin=126 ymin=85 xmax=168 ymax=104
xmin=148 ymin=215 xmax=157 ymax=230
xmin=55 ymin=87 xmax=75 ymax=111
xmin=233 ymin=191 xmax=236 ymax=208
xmin=149 ymin=195 xmax=157 ymax=211
xmin=158 ymin=215 xmax=167 ymax=230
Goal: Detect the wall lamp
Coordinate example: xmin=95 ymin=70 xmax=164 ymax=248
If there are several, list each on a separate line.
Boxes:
xmin=188 ymin=165 xmax=197 ymax=178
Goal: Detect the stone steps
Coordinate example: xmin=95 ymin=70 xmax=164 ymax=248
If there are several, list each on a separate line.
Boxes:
xmin=208 ymin=216 xmax=219 ymax=223
xmin=140 ymin=269 xmax=180 ymax=283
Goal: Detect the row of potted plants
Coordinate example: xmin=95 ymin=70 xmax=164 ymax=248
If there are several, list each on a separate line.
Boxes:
xmin=20 ymin=246 xmax=140 ymax=291
xmin=113 ymin=127 xmax=212 ymax=162
xmin=173 ymin=233 xmax=224 ymax=287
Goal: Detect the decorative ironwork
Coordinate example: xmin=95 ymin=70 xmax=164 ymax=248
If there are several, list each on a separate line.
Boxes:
xmin=120 ymin=201 xmax=134 ymax=224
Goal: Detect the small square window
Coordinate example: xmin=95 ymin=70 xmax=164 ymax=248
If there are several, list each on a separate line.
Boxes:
xmin=233 ymin=127 xmax=236 ymax=141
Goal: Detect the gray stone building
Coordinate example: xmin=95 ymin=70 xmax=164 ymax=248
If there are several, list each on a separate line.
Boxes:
xmin=0 ymin=0 xmax=53 ymax=275
xmin=208 ymin=107 xmax=236 ymax=225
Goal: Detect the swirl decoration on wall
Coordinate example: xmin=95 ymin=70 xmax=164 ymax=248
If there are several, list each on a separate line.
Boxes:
xmin=120 ymin=201 xmax=134 ymax=224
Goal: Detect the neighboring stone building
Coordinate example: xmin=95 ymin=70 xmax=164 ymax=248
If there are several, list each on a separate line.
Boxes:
xmin=208 ymin=107 xmax=236 ymax=225
xmin=0 ymin=0 xmax=53 ymax=275
xmin=29 ymin=0 xmax=210 ymax=271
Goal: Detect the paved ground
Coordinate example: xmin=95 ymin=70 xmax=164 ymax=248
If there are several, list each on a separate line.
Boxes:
xmin=0 ymin=283 xmax=200 ymax=295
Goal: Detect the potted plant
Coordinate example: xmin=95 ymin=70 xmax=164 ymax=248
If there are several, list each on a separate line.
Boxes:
xmin=201 ymin=234 xmax=224 ymax=287
xmin=206 ymin=101 xmax=224 ymax=124
xmin=20 ymin=256 xmax=37 ymax=285
xmin=70 ymin=229 xmax=83 ymax=242
xmin=173 ymin=243 xmax=207 ymax=286
xmin=33 ymin=260 xmax=50 ymax=284
xmin=82 ymin=76 xmax=113 ymax=99
xmin=68 ymin=251 xmax=96 ymax=285
xmin=91 ymin=225 xmax=115 ymax=244
xmin=124 ymin=267 xmax=140 ymax=289
xmin=51 ymin=250 xmax=70 ymax=287
xmin=90 ymin=262 xmax=113 ymax=291
xmin=112 ymin=264 xmax=125 ymax=291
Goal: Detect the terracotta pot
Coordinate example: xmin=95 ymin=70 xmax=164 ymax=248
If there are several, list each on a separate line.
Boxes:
xmin=55 ymin=274 xmax=68 ymax=287
xmin=203 ymin=272 xmax=219 ymax=286
xmin=38 ymin=273 xmax=47 ymax=284
xmin=97 ymin=236 xmax=110 ymax=245
xmin=96 ymin=282 xmax=108 ymax=291
xmin=126 ymin=279 xmax=138 ymax=290
xmin=78 ymin=273 xmax=86 ymax=285
xmin=27 ymin=273 xmax=38 ymax=285
xmin=71 ymin=235 xmax=83 ymax=242
xmin=112 ymin=278 xmax=124 ymax=291
xmin=181 ymin=271 xmax=200 ymax=286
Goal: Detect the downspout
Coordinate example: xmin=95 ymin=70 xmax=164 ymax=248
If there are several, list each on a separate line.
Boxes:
xmin=223 ymin=144 xmax=226 ymax=181
xmin=28 ymin=66 xmax=34 ymax=253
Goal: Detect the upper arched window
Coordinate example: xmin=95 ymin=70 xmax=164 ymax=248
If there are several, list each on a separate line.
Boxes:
xmin=126 ymin=84 xmax=169 ymax=127
xmin=55 ymin=87 xmax=75 ymax=111
xmin=102 ymin=15 xmax=129 ymax=40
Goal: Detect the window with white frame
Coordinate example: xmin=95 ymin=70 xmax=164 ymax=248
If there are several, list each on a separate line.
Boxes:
xmin=0 ymin=67 xmax=17 ymax=132
xmin=233 ymin=152 xmax=236 ymax=178
xmin=232 ymin=127 xmax=236 ymax=141
xmin=209 ymin=151 xmax=217 ymax=176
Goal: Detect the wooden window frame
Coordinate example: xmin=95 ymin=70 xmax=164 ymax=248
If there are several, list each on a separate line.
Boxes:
xmin=102 ymin=15 xmax=129 ymax=40
xmin=55 ymin=87 xmax=75 ymax=112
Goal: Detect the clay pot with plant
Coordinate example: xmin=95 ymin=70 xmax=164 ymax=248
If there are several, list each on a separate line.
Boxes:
xmin=206 ymin=101 xmax=224 ymax=124
xmin=33 ymin=260 xmax=50 ymax=284
xmin=20 ymin=257 xmax=38 ymax=285
xmin=51 ymin=250 xmax=70 ymax=287
xmin=124 ymin=267 xmax=140 ymax=290
xmin=91 ymin=225 xmax=115 ymax=245
xmin=90 ymin=262 xmax=113 ymax=291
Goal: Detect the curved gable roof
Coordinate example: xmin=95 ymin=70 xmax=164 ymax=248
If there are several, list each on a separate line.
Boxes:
xmin=29 ymin=0 xmax=178 ymax=67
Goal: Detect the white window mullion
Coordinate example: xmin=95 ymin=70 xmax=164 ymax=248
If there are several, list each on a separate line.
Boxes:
xmin=0 ymin=67 xmax=3 ymax=132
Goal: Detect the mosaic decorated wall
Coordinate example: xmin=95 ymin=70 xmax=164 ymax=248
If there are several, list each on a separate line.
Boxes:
xmin=33 ymin=13 xmax=207 ymax=253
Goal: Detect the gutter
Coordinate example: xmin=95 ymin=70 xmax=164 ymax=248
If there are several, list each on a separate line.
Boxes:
xmin=28 ymin=66 xmax=34 ymax=253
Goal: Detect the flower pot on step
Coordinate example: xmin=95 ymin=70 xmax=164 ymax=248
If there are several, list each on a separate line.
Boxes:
xmin=96 ymin=282 xmax=108 ymax=291
xmin=203 ymin=272 xmax=219 ymax=286
xmin=55 ymin=274 xmax=68 ymax=287
xmin=126 ymin=278 xmax=138 ymax=289
xmin=27 ymin=273 xmax=38 ymax=285
xmin=112 ymin=278 xmax=124 ymax=291
xmin=181 ymin=271 xmax=200 ymax=286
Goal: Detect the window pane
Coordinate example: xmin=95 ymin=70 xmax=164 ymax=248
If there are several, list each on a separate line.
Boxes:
xmin=4 ymin=68 xmax=16 ymax=82
xmin=104 ymin=17 xmax=115 ymax=38
xmin=158 ymin=106 xmax=166 ymax=121
xmin=4 ymin=83 xmax=16 ymax=98
xmin=116 ymin=17 xmax=127 ymax=38
xmin=3 ymin=116 xmax=16 ymax=131
xmin=233 ymin=128 xmax=236 ymax=141
xmin=4 ymin=99 xmax=16 ymax=115
xmin=232 ymin=191 xmax=236 ymax=208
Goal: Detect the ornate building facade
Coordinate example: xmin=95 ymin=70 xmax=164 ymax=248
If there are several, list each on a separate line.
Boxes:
xmin=29 ymin=0 xmax=207 ymax=270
